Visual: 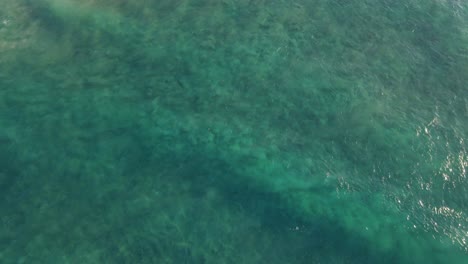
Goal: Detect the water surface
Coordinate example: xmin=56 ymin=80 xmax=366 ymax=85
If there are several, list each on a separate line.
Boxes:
xmin=0 ymin=0 xmax=467 ymax=263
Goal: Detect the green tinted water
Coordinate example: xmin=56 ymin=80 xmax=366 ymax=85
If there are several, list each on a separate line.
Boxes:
xmin=1 ymin=0 xmax=467 ymax=263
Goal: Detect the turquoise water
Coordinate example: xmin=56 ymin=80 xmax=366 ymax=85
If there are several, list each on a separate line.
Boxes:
xmin=0 ymin=0 xmax=467 ymax=263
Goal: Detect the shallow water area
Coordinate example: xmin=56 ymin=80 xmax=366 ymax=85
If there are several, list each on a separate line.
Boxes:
xmin=0 ymin=0 xmax=468 ymax=263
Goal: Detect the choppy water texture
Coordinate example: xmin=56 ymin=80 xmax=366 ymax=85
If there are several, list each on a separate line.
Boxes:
xmin=1 ymin=0 xmax=468 ymax=263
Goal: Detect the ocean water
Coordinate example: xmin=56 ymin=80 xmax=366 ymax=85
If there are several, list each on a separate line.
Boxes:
xmin=0 ymin=0 xmax=467 ymax=263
